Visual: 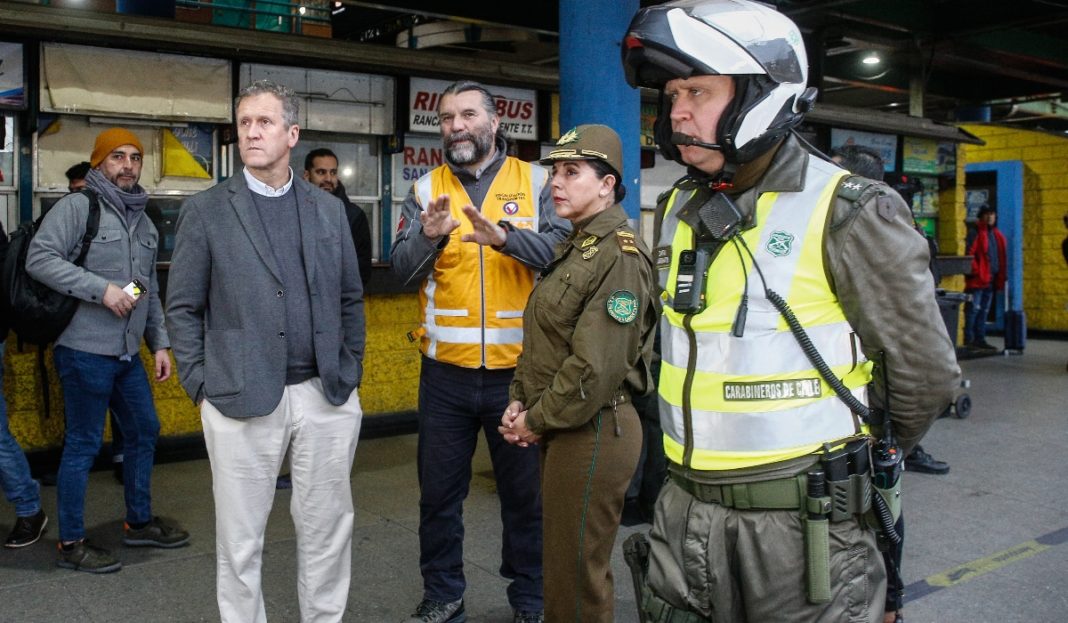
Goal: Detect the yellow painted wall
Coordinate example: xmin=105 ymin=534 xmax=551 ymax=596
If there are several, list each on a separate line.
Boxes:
xmin=959 ymin=125 xmax=1068 ymax=332
xmin=5 ymin=292 xmax=423 ymax=452
xmin=938 ymin=143 xmax=969 ymax=295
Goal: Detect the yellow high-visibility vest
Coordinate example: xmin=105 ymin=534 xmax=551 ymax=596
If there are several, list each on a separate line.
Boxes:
xmin=413 ymin=158 xmax=548 ymax=369
xmin=658 ymin=159 xmax=872 ymax=471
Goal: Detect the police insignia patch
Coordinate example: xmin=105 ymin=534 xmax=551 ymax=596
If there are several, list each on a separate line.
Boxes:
xmin=581 ymin=235 xmax=598 ymax=248
xmin=583 ymin=246 xmax=599 ymax=260
xmin=607 ymin=290 xmax=639 ymax=324
xmin=766 ymin=230 xmax=795 ymax=257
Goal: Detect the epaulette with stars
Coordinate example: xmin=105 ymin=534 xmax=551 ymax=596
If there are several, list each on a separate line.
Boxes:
xmin=616 ymin=229 xmax=640 ymax=255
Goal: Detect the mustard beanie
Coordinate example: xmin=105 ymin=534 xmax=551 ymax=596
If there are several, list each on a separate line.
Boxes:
xmin=90 ymin=128 xmax=144 ymax=168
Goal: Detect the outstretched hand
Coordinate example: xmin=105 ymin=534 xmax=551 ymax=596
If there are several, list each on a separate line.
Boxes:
xmin=420 ymin=194 xmax=461 ymax=240
xmin=460 ymin=205 xmax=507 ymax=248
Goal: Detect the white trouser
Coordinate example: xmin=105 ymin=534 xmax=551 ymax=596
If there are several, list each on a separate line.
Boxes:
xmin=201 ymin=377 xmax=362 ymax=623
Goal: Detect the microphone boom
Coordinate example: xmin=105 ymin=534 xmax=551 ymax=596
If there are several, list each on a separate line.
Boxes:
xmin=670 ymin=132 xmax=722 ymax=151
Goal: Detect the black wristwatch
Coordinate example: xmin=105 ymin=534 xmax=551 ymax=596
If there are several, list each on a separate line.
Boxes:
xmin=493 ymin=220 xmax=514 ymax=251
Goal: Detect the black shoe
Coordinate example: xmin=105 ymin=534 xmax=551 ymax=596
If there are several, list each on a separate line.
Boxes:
xmin=514 ymin=610 xmax=544 ymax=623
xmin=57 ymin=539 xmax=122 ymax=573
xmin=276 ymin=474 xmax=292 ymax=490
xmin=39 ymin=472 xmax=57 ymax=487
xmin=407 ymin=598 xmax=465 ymax=623
xmin=4 ymin=510 xmax=48 ymax=548
xmin=123 ymin=517 xmax=191 ymax=548
xmin=972 ymin=340 xmax=999 ymax=351
xmin=905 ymin=446 xmax=950 ymax=475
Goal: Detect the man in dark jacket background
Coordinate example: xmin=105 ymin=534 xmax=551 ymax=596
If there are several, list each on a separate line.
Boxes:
xmin=303 ymin=147 xmax=372 ymax=287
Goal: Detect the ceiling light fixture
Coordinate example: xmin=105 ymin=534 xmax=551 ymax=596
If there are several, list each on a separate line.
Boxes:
xmin=862 ymin=52 xmax=881 ymax=65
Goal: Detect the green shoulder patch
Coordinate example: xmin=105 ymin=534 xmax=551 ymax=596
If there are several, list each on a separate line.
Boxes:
xmin=607 ymin=290 xmax=639 ymax=324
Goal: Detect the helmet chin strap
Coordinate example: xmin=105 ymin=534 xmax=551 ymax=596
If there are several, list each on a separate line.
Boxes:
xmin=685 ymin=162 xmax=736 ymax=192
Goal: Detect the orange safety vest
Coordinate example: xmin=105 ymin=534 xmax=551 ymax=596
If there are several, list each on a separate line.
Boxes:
xmin=413 ymin=157 xmax=547 ymax=369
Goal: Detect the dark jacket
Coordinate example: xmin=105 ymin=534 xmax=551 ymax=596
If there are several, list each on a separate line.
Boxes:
xmin=332 ymin=181 xmax=372 ymax=288
xmin=166 ymin=174 xmax=364 ymax=418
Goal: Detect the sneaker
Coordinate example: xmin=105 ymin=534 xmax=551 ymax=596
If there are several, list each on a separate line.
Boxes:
xmin=4 ymin=510 xmax=48 ymax=548
xmin=905 ymin=445 xmax=950 ymax=475
xmin=123 ymin=517 xmax=190 ymax=548
xmin=276 ymin=474 xmax=292 ymax=490
xmin=57 ymin=540 xmax=122 ymax=573
xmin=407 ymin=598 xmax=465 ymax=623
xmin=513 ymin=610 xmax=544 ymax=623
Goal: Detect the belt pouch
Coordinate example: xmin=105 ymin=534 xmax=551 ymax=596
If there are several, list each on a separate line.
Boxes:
xmin=804 ymin=470 xmax=832 ymax=603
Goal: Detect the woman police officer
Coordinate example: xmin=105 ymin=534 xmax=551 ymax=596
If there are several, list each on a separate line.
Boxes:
xmin=498 ymin=124 xmax=657 ymax=622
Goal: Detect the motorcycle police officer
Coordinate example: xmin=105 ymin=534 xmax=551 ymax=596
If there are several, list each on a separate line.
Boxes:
xmin=620 ymin=1 xmax=961 ymax=621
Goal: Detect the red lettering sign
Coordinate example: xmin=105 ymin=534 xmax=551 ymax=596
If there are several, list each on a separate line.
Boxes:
xmin=492 ymin=98 xmax=534 ymax=121
xmin=413 ymin=91 xmax=439 ymax=111
xmin=404 ymin=146 xmax=443 ymax=166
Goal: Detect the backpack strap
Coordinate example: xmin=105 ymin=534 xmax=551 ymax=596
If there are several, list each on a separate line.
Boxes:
xmin=32 ymin=189 xmax=101 ymax=419
xmin=72 ymin=188 xmax=101 ymax=267
xmin=37 ymin=345 xmax=53 ymax=420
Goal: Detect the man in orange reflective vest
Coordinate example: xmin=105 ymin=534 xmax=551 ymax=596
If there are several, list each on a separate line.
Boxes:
xmin=391 ymin=80 xmax=569 ymax=623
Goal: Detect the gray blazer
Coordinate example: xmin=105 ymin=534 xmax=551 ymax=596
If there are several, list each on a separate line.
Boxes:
xmin=166 ymin=174 xmax=364 ymax=418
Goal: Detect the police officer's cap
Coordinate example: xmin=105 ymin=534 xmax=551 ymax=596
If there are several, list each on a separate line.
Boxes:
xmin=540 ymin=124 xmax=623 ymax=178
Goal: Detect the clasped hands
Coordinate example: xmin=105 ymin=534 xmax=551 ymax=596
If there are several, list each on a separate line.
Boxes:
xmin=420 ymin=194 xmax=507 ymax=248
xmin=498 ymin=400 xmax=540 ymax=448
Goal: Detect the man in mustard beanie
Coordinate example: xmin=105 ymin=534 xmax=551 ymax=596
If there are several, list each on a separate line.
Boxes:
xmin=26 ymin=127 xmax=189 ymax=574
xmin=89 ymin=128 xmax=144 ymax=172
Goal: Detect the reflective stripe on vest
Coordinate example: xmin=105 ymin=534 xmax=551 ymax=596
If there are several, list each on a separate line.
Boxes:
xmin=657 ymin=159 xmax=872 ymax=471
xmin=414 ymin=158 xmax=547 ymax=369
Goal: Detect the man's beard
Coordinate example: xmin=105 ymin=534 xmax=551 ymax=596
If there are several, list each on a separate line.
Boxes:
xmin=108 ymin=172 xmax=138 ymax=192
xmin=445 ymin=125 xmax=494 ymax=165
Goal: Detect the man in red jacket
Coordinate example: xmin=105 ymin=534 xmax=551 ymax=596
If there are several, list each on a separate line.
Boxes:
xmin=964 ymin=205 xmax=1007 ymax=350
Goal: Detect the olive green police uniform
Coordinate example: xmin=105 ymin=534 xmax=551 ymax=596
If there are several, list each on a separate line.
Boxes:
xmin=511 ymin=202 xmax=657 ymax=623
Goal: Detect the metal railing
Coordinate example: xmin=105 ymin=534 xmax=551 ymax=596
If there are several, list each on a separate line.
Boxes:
xmin=175 ymin=0 xmax=331 ymax=34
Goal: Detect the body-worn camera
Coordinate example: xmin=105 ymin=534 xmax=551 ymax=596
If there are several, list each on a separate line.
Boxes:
xmin=673 ymin=247 xmax=711 ymax=314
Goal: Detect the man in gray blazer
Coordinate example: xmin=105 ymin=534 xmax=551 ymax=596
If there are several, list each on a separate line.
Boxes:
xmin=166 ymin=80 xmax=365 ymax=623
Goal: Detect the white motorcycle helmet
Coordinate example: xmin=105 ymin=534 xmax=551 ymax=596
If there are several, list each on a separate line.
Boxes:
xmin=622 ymin=0 xmax=817 ymax=165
